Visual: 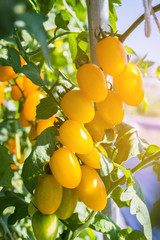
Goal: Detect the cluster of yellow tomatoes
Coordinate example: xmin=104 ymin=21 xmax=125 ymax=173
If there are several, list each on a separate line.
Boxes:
xmin=34 ymin=36 xmax=144 ymax=225
xmin=0 ymin=35 xmax=144 ymax=239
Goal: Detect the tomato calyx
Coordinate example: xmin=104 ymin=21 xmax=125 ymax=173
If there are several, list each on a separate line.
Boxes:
xmin=75 ymin=46 xmax=90 ymax=69
xmin=95 ymin=25 xmax=119 ymax=42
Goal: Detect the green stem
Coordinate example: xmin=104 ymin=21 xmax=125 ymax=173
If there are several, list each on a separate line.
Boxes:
xmin=13 ymin=28 xmax=30 ymax=63
xmin=70 ymin=211 xmax=96 ymax=240
xmin=62 ymin=0 xmax=85 ymax=31
xmin=43 ymin=86 xmax=60 ymax=107
xmin=119 ymin=4 xmax=160 ymax=43
xmin=113 ymin=162 xmax=127 ymax=172
xmin=0 ymin=217 xmax=14 ymax=240
xmin=108 ymin=150 xmax=160 ymax=196
xmin=13 ymin=78 xmax=26 ymax=100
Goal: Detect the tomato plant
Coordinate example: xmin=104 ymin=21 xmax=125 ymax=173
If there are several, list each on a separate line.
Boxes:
xmin=0 ymin=0 xmax=160 ymax=240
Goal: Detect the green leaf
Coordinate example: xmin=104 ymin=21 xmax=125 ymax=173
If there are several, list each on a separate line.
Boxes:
xmin=111 ymin=186 xmax=130 ymax=208
xmin=90 ymin=212 xmax=119 ymax=240
xmin=20 ymin=62 xmax=45 ymax=86
xmin=55 ymin=13 xmax=69 ymax=30
xmin=0 ymin=190 xmax=28 ymax=225
xmin=121 ymin=177 xmax=152 ymax=240
xmin=37 ymin=0 xmax=55 ymax=15
xmin=0 ymin=145 xmax=14 ymax=187
xmin=109 ymin=0 xmax=121 ymax=32
xmin=100 ymin=128 xmax=116 ymax=144
xmin=126 ymin=230 xmax=147 ymax=240
xmin=22 ymin=127 xmax=58 ymax=194
xmin=124 ymin=46 xmax=137 ymax=55
xmin=142 ymin=97 xmax=148 ymax=113
xmin=150 ymin=198 xmax=160 ymax=227
xmin=8 ymin=48 xmax=21 ymax=73
xmin=155 ymin=66 xmax=160 ymax=77
xmin=0 ymin=58 xmax=11 ymax=66
xmin=36 ymin=96 xmax=58 ymax=119
xmin=68 ymin=34 xmax=78 ymax=61
xmin=18 ymin=11 xmax=49 ymax=61
xmin=152 ymin=163 xmax=160 ymax=181
xmin=114 ymin=123 xmax=148 ymax=164
xmin=100 ymin=153 xmax=113 ymax=177
xmin=144 ymin=144 xmax=160 ymax=158
xmin=64 ymin=213 xmax=83 ymax=231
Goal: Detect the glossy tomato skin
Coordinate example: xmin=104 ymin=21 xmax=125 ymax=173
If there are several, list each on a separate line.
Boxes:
xmin=60 ymin=90 xmax=95 ymax=123
xmin=76 ymin=165 xmax=107 ymax=211
xmin=77 ymin=145 xmax=101 ymax=169
xmin=113 ymin=63 xmax=144 ymax=106
xmin=37 ymin=116 xmax=57 ymax=136
xmin=0 ymin=54 xmax=25 ymax=82
xmin=11 ymin=77 xmax=24 ymax=101
xmin=96 ymin=90 xmax=125 ymax=126
xmin=49 ymin=147 xmax=81 ymax=188
xmin=96 ymin=36 xmax=127 ymax=77
xmin=34 ymin=174 xmax=63 ymax=215
xmin=19 ymin=110 xmax=30 ymax=127
xmin=59 ymin=120 xmax=93 ymax=154
xmin=77 ymin=64 xmax=108 ymax=102
xmin=23 ymin=90 xmax=46 ymax=121
xmin=23 ymin=72 xmax=44 ymax=96
xmin=56 ymin=187 xmax=78 ymax=219
xmin=32 ymin=211 xmax=58 ymax=240
xmin=85 ymin=111 xmax=114 ymax=142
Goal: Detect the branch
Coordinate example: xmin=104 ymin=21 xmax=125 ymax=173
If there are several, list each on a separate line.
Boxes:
xmin=118 ymin=4 xmax=160 ymax=43
xmin=107 ymin=150 xmax=160 ymax=196
xmin=70 ymin=211 xmax=97 ymax=240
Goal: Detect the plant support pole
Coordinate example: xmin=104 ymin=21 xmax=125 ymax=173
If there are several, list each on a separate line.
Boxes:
xmin=86 ymin=1 xmax=119 ymax=240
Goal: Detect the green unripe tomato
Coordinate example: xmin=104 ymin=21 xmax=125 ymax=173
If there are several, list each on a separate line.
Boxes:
xmin=32 ymin=211 xmax=58 ymax=240
xmin=56 ymin=187 xmax=78 ymax=220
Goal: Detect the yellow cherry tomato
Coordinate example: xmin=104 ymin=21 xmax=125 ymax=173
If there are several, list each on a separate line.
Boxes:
xmin=113 ymin=63 xmax=144 ymax=106
xmin=50 ymin=147 xmax=81 ymax=188
xmin=56 ymin=187 xmax=78 ymax=219
xmin=11 ymin=77 xmax=24 ymax=101
xmin=37 ymin=116 xmax=57 ymax=136
xmin=34 ymin=174 xmax=63 ymax=215
xmin=76 ymin=165 xmax=107 ymax=211
xmin=19 ymin=110 xmax=31 ymax=128
xmin=0 ymin=52 xmax=25 ymax=82
xmin=23 ymin=72 xmax=44 ymax=96
xmin=85 ymin=111 xmax=114 ymax=142
xmin=78 ymin=145 xmax=101 ymax=169
xmin=29 ymin=124 xmax=37 ymax=146
xmin=77 ymin=64 xmax=108 ymax=102
xmin=23 ymin=90 xmax=46 ymax=121
xmin=60 ymin=90 xmax=95 ymax=123
xmin=59 ymin=120 xmax=93 ymax=154
xmin=96 ymin=36 xmax=127 ymax=77
xmin=96 ymin=90 xmax=125 ymax=126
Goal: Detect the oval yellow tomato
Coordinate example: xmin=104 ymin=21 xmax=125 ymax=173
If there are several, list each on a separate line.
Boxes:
xmin=56 ymin=188 xmax=78 ymax=219
xmin=78 ymin=145 xmax=101 ymax=169
xmin=96 ymin=36 xmax=127 ymax=77
xmin=113 ymin=63 xmax=144 ymax=106
xmin=60 ymin=90 xmax=95 ymax=123
xmin=11 ymin=77 xmax=24 ymax=101
xmin=34 ymin=174 xmax=63 ymax=215
xmin=77 ymin=64 xmax=108 ymax=102
xmin=96 ymin=90 xmax=125 ymax=125
xmin=59 ymin=120 xmax=93 ymax=154
xmin=76 ymin=165 xmax=107 ymax=211
xmin=50 ymin=147 xmax=81 ymax=188
xmin=23 ymin=90 xmax=46 ymax=121
xmin=23 ymin=72 xmax=44 ymax=96
xmin=37 ymin=116 xmax=57 ymax=136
